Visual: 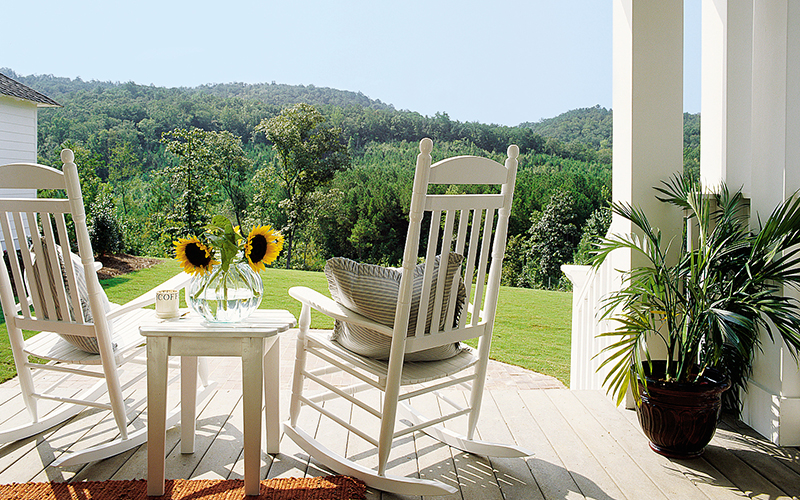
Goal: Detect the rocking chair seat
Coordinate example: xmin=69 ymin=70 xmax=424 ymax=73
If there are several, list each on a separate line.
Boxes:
xmin=304 ymin=324 xmax=480 ymax=385
xmin=23 ymin=308 xmax=153 ymax=365
xmin=22 ymin=269 xmax=190 ymax=365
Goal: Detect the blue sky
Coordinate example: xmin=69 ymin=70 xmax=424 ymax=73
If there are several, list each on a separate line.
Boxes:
xmin=3 ymin=1 xmax=700 ymax=126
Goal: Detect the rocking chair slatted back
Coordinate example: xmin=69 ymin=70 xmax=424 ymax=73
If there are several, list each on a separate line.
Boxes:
xmin=0 ymin=158 xmax=112 ymax=352
xmin=397 ymin=141 xmax=517 ymax=356
xmin=2 ymin=200 xmax=82 ymax=325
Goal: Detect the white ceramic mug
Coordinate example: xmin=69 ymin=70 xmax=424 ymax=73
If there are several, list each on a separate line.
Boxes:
xmin=155 ymin=289 xmax=180 ymax=318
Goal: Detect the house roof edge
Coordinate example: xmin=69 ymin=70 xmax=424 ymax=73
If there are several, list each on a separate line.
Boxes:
xmin=0 ymin=72 xmax=61 ymax=107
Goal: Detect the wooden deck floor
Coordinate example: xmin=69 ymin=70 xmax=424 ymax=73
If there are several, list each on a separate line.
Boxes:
xmin=1 ymin=329 xmax=799 ymax=499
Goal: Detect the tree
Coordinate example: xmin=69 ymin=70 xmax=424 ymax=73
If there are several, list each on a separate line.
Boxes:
xmin=161 ymin=127 xmax=215 ymax=237
xmin=500 ymin=233 xmax=531 ymax=287
xmin=246 ymin=167 xmax=287 ymax=238
xmin=574 ymin=204 xmax=612 ymax=264
xmin=314 ymin=164 xmax=413 ymax=265
xmin=523 ymin=189 xmax=582 ymax=289
xmin=60 ymin=140 xmax=103 ymax=211
xmin=204 ymin=130 xmax=253 ymax=227
xmin=255 ymin=103 xmax=350 ymax=269
xmin=88 ymin=185 xmax=125 ymax=256
xmin=160 ymin=127 xmax=254 ymax=237
xmin=108 ymin=141 xmax=138 ymax=215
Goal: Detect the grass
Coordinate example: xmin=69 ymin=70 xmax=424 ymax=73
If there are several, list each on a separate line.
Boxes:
xmin=1 ymin=259 xmax=573 ymax=385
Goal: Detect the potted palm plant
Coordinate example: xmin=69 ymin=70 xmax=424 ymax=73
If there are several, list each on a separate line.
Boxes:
xmin=591 ymin=175 xmax=800 ymax=458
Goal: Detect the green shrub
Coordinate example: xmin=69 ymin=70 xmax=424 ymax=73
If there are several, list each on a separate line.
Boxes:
xmin=89 ymin=195 xmax=125 ymax=256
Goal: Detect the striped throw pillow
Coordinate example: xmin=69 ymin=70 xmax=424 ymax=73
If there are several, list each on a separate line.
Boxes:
xmin=325 ymin=254 xmax=466 ymax=361
xmin=28 ymin=242 xmax=112 ymax=354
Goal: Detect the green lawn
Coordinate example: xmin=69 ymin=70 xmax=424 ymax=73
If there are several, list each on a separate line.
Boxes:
xmin=1 ymin=259 xmax=573 ymax=385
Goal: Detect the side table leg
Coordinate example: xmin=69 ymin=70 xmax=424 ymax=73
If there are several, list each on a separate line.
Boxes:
xmin=242 ymin=337 xmax=263 ymax=496
xmin=264 ymin=336 xmax=280 ymax=454
xmin=181 ymin=355 xmax=197 ymax=453
xmin=147 ymin=337 xmax=169 ymax=497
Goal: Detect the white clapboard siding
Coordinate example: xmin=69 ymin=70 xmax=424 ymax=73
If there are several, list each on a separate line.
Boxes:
xmin=0 ymin=96 xmax=39 ymax=251
xmin=0 ymin=96 xmax=38 ymax=164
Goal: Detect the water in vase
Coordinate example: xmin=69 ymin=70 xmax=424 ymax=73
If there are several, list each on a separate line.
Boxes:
xmin=189 ymin=287 xmax=260 ymax=322
xmin=187 ymin=262 xmax=264 ymax=322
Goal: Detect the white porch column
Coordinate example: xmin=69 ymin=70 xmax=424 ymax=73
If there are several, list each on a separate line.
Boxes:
xmin=743 ymin=0 xmax=800 ymax=446
xmin=613 ymin=0 xmax=684 ymax=241
xmin=612 ymin=0 xmax=685 ymax=372
xmin=700 ymin=0 xmax=753 ymax=194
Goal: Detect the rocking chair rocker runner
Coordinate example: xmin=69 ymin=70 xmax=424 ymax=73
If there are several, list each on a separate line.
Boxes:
xmin=0 ymin=150 xmax=210 ymax=466
xmin=284 ymin=138 xmax=532 ymax=495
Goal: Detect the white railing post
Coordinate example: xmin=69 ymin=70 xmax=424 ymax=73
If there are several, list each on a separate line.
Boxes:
xmin=563 ymin=259 xmax=633 ymax=407
xmin=562 ymin=262 xmax=616 ymax=393
xmin=561 ymin=265 xmax=593 ymax=391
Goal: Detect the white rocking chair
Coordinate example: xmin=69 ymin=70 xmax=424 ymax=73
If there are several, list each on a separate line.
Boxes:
xmin=0 ymin=149 xmax=211 ymax=466
xmin=284 ymin=138 xmax=532 ymax=495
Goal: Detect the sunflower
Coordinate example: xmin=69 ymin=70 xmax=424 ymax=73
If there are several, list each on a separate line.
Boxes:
xmin=245 ymin=225 xmax=284 ymax=272
xmin=174 ymin=236 xmax=218 ymax=276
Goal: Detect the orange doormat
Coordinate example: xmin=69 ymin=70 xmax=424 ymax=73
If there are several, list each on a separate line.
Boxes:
xmin=0 ymin=476 xmax=366 ymax=500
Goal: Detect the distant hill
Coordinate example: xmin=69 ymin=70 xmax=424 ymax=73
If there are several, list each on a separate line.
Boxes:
xmin=521 ymin=105 xmax=613 ymax=149
xmin=1 ymin=68 xmax=395 ymax=112
xmin=4 ymin=68 xmax=702 ymax=158
xmin=189 ymin=82 xmax=394 ymax=111
xmin=522 ymin=105 xmax=700 ymax=151
xmin=683 ymin=112 xmax=700 ymax=149
xmin=6 ymin=69 xmax=593 ymax=172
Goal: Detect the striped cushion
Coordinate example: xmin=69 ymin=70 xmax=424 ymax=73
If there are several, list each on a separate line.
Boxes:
xmin=28 ymin=242 xmax=112 ymax=354
xmin=325 ymin=254 xmax=466 ymax=361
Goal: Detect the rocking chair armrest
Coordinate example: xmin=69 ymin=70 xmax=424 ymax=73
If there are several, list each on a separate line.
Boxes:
xmin=107 ymin=272 xmax=192 ymax=319
xmin=289 ymin=286 xmax=394 ymax=337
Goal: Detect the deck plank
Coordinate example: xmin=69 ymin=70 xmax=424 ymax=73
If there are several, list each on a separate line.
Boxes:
xmin=701 ymin=435 xmax=797 ymax=499
xmin=0 ymin=396 xmax=78 ymax=478
xmin=0 ymin=379 xmax=138 ymax=484
xmin=264 ymin=378 xmax=324 ymax=480
xmin=438 ymin=390 xmax=503 ymax=500
xmin=468 ymin=389 xmax=543 ymax=500
xmin=344 ymin=390 xmax=384 ymax=500
xmin=190 ymin=390 xmax=244 ymax=481
xmin=576 ymin=390 xmax=719 ymax=500
xmin=547 ymin=389 xmax=670 ymax=500
xmin=0 ymin=388 xmax=66 ymax=429
xmin=521 ymin=389 xmax=626 ymax=499
xmin=41 ymin=368 xmax=152 ymax=482
xmin=381 ymin=402 xmax=423 ymax=500
xmin=66 ymin=366 xmax=204 ymax=484
xmin=615 ymin=396 xmax=751 ymax=500
xmin=107 ymin=374 xmax=224 ymax=482
xmin=163 ymin=387 xmax=242 ymax=482
xmin=492 ymin=389 xmax=584 ymax=500
xmin=719 ymin=416 xmax=800 ymax=479
xmin=414 ymin=393 xmax=461 ymax=500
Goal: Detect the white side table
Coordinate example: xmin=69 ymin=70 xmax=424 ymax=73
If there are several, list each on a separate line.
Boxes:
xmin=140 ymin=309 xmax=296 ymax=496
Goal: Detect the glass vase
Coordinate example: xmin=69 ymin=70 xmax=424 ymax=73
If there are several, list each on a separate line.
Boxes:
xmin=187 ymin=261 xmax=263 ymax=322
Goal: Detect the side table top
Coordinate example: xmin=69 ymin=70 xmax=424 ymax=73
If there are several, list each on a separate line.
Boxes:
xmin=139 ymin=309 xmax=297 ymax=338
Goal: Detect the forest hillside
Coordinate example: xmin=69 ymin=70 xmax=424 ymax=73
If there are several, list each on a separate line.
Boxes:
xmin=3 ymin=68 xmax=699 ymax=289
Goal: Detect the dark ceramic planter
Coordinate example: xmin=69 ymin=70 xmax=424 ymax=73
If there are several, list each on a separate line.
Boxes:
xmin=636 ymin=361 xmax=730 ymax=458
